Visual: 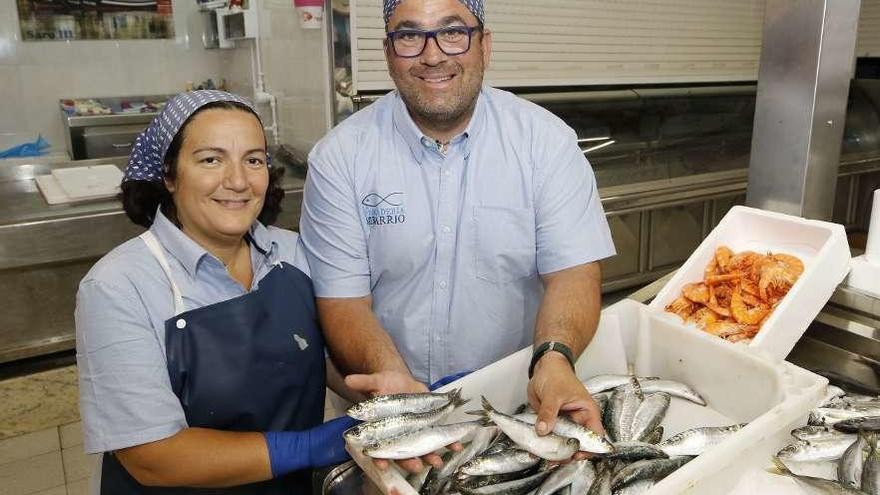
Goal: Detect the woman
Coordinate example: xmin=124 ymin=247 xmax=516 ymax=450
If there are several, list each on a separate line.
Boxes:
xmin=75 ymin=90 xmax=355 ymax=494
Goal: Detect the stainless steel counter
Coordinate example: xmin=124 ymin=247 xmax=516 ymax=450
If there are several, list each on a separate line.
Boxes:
xmin=0 ymin=157 xmax=305 ymax=362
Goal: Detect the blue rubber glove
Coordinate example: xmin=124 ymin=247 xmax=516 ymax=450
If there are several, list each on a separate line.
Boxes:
xmin=263 ymin=415 xmax=360 ymax=477
xmin=428 ymin=370 xmax=472 ymax=391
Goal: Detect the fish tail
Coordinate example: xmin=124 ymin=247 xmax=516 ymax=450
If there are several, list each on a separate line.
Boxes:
xmin=767 ymin=456 xmax=792 ymax=476
xmin=629 ymin=375 xmax=644 ymax=400
xmin=481 ymin=395 xmax=495 ymax=413
xmin=450 ymin=389 xmax=470 ymax=409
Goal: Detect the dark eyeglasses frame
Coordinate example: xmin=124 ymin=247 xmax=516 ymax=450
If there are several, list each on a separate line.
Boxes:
xmin=386 ymin=25 xmax=484 ymax=58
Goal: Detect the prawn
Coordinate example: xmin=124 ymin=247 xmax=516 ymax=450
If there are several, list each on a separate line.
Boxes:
xmin=730 ymin=284 xmax=770 ymax=325
xmin=682 ymin=282 xmax=710 ymax=304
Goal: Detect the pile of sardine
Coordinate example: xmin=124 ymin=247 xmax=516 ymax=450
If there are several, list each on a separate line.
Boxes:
xmin=769 ymin=385 xmax=880 ymax=494
xmin=345 ymin=374 xmax=745 ymax=494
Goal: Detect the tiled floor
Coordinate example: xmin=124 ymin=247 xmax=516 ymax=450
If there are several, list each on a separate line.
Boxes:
xmin=0 ymin=365 xmax=94 ymax=495
xmin=0 ymin=363 xmax=346 ymax=495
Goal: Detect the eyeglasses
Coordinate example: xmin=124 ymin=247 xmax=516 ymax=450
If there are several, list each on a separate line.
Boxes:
xmin=386 ymin=25 xmax=483 ymax=58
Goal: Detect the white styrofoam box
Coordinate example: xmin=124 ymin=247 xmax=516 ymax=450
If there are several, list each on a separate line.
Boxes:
xmin=845 ymin=255 xmax=880 ymax=299
xmin=649 ymin=205 xmax=850 ymax=361
xmin=349 ymin=299 xmax=827 ymax=495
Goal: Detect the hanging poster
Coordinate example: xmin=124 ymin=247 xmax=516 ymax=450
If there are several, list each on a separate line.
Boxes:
xmin=17 ymin=0 xmax=174 ymax=40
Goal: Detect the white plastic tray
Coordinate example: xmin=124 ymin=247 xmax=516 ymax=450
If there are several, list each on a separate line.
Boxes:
xmin=649 ymin=205 xmax=850 ymax=361
xmin=349 ymin=299 xmax=827 ymax=495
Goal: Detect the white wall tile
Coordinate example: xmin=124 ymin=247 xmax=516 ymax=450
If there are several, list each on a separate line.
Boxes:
xmin=0 ymin=450 xmax=64 ymax=495
xmin=0 ymin=427 xmax=59 ymax=465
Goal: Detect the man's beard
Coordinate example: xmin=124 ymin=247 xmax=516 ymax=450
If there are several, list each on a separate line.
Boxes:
xmin=392 ymin=61 xmax=484 ymax=127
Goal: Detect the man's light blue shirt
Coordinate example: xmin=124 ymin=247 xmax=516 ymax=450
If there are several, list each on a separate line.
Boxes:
xmin=301 ymin=87 xmax=615 ymax=384
xmin=75 ymin=210 xmax=309 ymax=454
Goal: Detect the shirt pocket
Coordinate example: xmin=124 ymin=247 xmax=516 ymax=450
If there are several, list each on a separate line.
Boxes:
xmin=473 ymin=206 xmax=537 ymax=284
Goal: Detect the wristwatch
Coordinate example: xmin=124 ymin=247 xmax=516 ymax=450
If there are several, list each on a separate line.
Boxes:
xmin=528 ymin=341 xmax=576 ymax=378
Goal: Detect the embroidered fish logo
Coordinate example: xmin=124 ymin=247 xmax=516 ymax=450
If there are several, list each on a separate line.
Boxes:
xmin=361 ymin=192 xmax=403 ymax=207
xmin=293 ymin=333 xmax=309 ymax=351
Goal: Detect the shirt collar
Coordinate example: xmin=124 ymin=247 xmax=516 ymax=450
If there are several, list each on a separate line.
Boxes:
xmin=392 ymin=87 xmax=487 ymax=164
xmin=149 ymin=208 xmax=277 ymax=278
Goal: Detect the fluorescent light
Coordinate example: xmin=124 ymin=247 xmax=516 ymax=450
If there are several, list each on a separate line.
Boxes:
xmin=583 ymin=140 xmax=616 ymax=154
xmin=577 ymin=136 xmax=611 ymax=143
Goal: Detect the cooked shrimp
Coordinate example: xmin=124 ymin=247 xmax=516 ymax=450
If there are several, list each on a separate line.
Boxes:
xmin=682 ymin=282 xmax=710 ymax=304
xmin=665 ymin=296 xmax=695 ymax=320
xmin=705 ymin=272 xmax=744 ymax=286
xmin=758 ymin=253 xmax=804 ymax=301
xmin=706 ymin=284 xmax=731 ymax=317
xmin=730 ymin=284 xmax=770 ymax=325
xmin=714 ymin=246 xmax=733 ymax=272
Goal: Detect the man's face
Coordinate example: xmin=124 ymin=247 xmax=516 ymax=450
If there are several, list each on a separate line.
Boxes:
xmin=385 ymin=0 xmax=491 ymax=127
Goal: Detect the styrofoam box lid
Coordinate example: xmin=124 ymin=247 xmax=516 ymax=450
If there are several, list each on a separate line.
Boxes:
xmin=649 ymin=205 xmax=851 ymax=361
xmin=348 ymin=299 xmax=827 ymax=495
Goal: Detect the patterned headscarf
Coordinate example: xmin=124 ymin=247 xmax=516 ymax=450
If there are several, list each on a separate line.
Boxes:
xmin=383 ymin=0 xmax=484 ymax=25
xmin=124 ymin=90 xmax=263 ymax=183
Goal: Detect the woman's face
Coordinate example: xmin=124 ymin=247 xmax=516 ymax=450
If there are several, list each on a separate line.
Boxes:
xmin=165 ymin=108 xmax=269 ymax=246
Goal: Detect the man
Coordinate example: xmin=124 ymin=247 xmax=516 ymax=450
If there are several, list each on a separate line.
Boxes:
xmin=301 ymin=0 xmax=615 ymax=469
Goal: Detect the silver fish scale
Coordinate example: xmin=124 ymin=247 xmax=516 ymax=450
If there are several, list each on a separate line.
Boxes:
xmin=347 ymin=390 xmax=460 ymax=421
xmin=658 ymin=424 xmax=745 ymax=456
xmin=630 ymin=393 xmax=671 ymax=443
xmin=838 ymin=433 xmax=871 ymax=490
xmin=610 ymin=456 xmax=692 ymax=491
xmin=421 ymin=427 xmax=497 ymax=495
xmin=582 ymin=375 xmax=661 ymax=394
xmin=346 ymin=395 xmax=466 ymax=445
xmin=457 ymin=468 xmax=553 ymax=495
xmin=478 ymin=397 xmax=580 ymax=461
xmin=513 ymin=413 xmax=613 ymax=454
xmin=777 ymin=437 xmax=857 ymax=462
xmin=459 ymin=450 xmax=542 ymax=476
xmin=863 ymin=433 xmax=880 ymax=495
xmin=364 ymin=421 xmax=480 ymax=460
xmin=535 ymin=459 xmax=594 ymax=495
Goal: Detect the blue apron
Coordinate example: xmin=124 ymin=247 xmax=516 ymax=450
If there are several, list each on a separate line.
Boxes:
xmin=100 ymin=231 xmax=325 ymax=494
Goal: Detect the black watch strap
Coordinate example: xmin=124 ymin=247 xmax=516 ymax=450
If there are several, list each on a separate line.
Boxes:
xmin=528 ymin=341 xmax=576 ymax=378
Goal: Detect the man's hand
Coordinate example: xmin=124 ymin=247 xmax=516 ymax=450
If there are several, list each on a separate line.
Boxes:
xmin=344 ymin=370 xmax=429 ymax=397
xmin=527 ymin=353 xmax=604 ymax=460
xmin=344 ymin=371 xmax=461 ymax=473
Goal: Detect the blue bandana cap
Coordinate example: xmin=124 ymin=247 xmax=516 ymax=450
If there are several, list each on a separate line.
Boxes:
xmin=383 ymin=0 xmax=484 ymax=25
xmin=124 ymin=90 xmax=266 ymax=183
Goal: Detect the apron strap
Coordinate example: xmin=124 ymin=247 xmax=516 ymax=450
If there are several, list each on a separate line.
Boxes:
xmin=139 ymin=231 xmax=185 ymax=316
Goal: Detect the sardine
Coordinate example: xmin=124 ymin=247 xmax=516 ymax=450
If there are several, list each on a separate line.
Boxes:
xmin=570 ymin=458 xmax=599 ymax=494
xmin=777 ymin=437 xmax=856 ymax=462
xmin=838 ymin=431 xmax=871 ymax=490
xmin=611 ymin=455 xmax=694 ymax=490
xmin=657 ymin=424 xmax=746 ymax=456
xmin=513 ymin=413 xmax=613 ymax=454
xmin=863 ymin=433 xmax=880 ymax=495
xmin=421 ymin=427 xmax=497 ymax=495
xmin=409 ymin=465 xmax=432 ymax=492
xmin=470 ymin=397 xmax=580 ymax=461
xmin=603 ymin=441 xmax=668 ymax=461
xmin=791 ymin=425 xmax=847 ymax=442
xmin=582 ymin=375 xmax=661 ymax=394
xmin=455 ymin=468 xmax=554 ymax=495
xmin=768 ymin=457 xmax=865 ymax=494
xmin=363 ymin=421 xmax=480 ymax=459
xmin=810 ymin=407 xmax=880 ymax=426
xmin=638 ymin=380 xmax=706 ymax=406
xmin=610 ymin=456 xmax=692 ymax=491
xmin=535 ymin=459 xmax=594 ymax=495
xmin=348 ymin=389 xmax=464 ymax=421
xmin=459 ymin=450 xmax=542 ymax=476
xmin=345 ymin=392 xmax=469 ymax=445
xmin=834 ymin=416 xmax=880 ymax=433
xmin=483 ymin=435 xmax=518 ymax=456
xmin=630 ymin=393 xmax=671 ymax=443
xmin=586 ymin=464 xmax=613 ymax=495
xmin=608 ymin=378 xmax=644 ymax=443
